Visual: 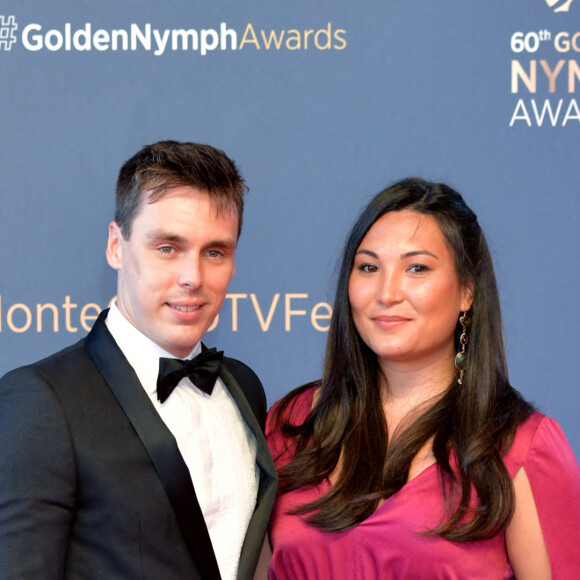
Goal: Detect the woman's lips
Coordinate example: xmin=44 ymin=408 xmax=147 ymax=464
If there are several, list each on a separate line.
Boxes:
xmin=372 ymin=315 xmax=410 ymax=328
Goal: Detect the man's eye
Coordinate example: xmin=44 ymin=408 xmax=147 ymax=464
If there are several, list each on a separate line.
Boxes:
xmin=159 ymin=246 xmax=174 ymax=254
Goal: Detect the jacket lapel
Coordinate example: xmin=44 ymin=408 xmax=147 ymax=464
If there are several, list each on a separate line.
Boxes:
xmin=219 ymin=363 xmax=278 ymax=580
xmin=85 ymin=312 xmax=222 ymax=580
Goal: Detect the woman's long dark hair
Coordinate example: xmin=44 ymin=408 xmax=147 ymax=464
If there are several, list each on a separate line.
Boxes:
xmin=273 ymin=178 xmax=533 ymax=541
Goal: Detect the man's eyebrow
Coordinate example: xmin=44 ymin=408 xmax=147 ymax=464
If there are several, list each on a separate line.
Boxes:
xmin=146 ymin=231 xmax=187 ymax=244
xmin=146 ymin=231 xmax=236 ymax=249
xmin=204 ymin=239 xmax=237 ymax=250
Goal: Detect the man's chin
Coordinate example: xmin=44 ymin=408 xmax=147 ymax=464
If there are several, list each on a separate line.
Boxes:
xmin=166 ymin=334 xmax=207 ymax=358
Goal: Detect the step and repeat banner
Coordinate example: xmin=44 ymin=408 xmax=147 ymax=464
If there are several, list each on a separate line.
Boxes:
xmin=1 ymin=1 xmax=579 ymax=453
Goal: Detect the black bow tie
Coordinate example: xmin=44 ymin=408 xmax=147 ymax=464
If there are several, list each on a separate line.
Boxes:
xmin=157 ymin=347 xmax=224 ymax=403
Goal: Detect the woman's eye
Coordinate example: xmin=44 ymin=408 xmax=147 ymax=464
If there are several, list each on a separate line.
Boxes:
xmin=408 ymin=264 xmax=428 ymax=273
xmin=360 ymin=264 xmax=378 ymax=273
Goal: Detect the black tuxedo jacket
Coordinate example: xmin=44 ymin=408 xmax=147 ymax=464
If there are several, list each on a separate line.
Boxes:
xmin=0 ymin=311 xmax=277 ymax=580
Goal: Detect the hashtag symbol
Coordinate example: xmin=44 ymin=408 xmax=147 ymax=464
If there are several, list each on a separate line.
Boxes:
xmin=0 ymin=15 xmax=18 ymax=51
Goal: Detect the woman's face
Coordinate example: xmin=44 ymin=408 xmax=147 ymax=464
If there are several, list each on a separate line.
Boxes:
xmin=348 ymin=210 xmax=473 ymax=373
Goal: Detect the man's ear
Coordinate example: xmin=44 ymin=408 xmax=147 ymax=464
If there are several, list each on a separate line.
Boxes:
xmin=106 ymin=222 xmax=123 ymax=271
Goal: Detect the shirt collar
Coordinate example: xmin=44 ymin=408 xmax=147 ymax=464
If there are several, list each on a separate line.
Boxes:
xmin=105 ymin=302 xmax=202 ymax=396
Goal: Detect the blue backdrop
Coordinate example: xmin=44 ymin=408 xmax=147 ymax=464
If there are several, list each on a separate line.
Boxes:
xmin=1 ymin=0 xmax=579 ymax=455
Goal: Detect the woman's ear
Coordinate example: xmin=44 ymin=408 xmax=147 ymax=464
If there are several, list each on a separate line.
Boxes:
xmin=461 ymin=280 xmax=475 ymax=312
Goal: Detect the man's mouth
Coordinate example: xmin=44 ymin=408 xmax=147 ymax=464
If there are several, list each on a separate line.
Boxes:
xmin=170 ymin=304 xmax=201 ymax=312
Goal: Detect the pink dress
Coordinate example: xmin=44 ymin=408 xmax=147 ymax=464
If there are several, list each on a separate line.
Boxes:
xmin=266 ymin=387 xmax=580 ymax=579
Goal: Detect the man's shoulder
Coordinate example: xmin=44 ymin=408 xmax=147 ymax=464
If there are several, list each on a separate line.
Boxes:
xmin=222 ymin=355 xmax=267 ymax=428
xmin=222 ymin=355 xmax=262 ymax=387
xmin=0 ymin=336 xmax=91 ymax=390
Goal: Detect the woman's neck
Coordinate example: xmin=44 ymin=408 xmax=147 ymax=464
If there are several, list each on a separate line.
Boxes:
xmin=378 ymin=352 xmax=456 ymax=437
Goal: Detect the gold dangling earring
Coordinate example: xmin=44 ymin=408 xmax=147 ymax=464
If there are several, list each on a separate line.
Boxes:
xmin=454 ymin=311 xmax=471 ymax=385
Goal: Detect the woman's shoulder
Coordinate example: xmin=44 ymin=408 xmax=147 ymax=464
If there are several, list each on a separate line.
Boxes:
xmin=505 ymin=413 xmax=580 ymax=576
xmin=504 ymin=411 xmax=579 ymax=478
xmin=266 ymin=382 xmax=319 ymax=464
xmin=267 ymin=382 xmax=318 ymax=427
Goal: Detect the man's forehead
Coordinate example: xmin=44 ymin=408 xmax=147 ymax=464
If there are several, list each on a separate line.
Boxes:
xmin=143 ymin=186 xmax=236 ymax=215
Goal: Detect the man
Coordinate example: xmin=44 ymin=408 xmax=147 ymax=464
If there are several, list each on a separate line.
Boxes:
xmin=0 ymin=141 xmax=277 ymax=580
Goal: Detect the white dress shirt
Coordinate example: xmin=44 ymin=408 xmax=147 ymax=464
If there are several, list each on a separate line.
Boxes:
xmin=106 ymin=303 xmax=259 ymax=580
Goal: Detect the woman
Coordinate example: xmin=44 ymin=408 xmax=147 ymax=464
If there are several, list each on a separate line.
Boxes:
xmin=266 ymin=178 xmax=580 ymax=579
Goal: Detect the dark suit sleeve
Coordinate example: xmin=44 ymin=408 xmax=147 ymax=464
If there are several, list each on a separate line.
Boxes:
xmin=0 ymin=367 xmax=76 ymax=579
